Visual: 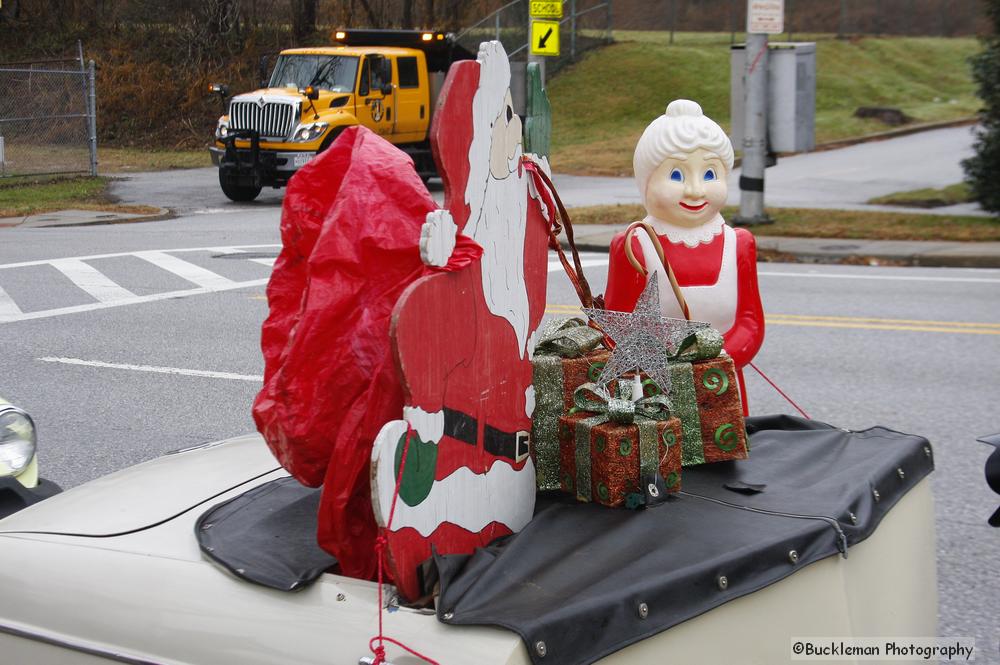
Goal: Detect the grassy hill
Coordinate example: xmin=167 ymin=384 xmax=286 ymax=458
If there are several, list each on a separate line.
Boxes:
xmin=549 ymin=33 xmax=980 ymax=176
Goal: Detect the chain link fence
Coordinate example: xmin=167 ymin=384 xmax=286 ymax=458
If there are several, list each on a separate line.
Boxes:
xmin=609 ymin=0 xmax=985 ymax=42
xmin=453 ymin=0 xmax=981 ymax=66
xmin=0 ymin=56 xmax=97 ymax=178
xmin=456 ymin=0 xmax=613 ymax=73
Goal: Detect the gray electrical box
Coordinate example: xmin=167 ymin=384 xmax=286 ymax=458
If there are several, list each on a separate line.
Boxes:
xmin=730 ymin=42 xmax=816 ymax=153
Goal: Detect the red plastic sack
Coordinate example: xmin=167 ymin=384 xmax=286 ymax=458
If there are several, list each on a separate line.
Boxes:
xmin=253 ymin=126 xmax=480 ymax=579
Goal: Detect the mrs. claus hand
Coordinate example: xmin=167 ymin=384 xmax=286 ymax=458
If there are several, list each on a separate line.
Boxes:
xmin=419 ymin=209 xmax=457 ymax=267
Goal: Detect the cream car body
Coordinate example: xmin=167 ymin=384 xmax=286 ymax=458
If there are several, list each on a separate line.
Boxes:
xmin=0 ymin=433 xmax=936 ymax=665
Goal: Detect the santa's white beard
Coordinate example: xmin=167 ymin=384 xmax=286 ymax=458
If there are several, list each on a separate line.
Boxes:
xmin=468 ymin=166 xmax=531 ymax=359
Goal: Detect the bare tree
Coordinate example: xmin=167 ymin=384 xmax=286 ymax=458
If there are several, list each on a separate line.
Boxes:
xmin=292 ymin=0 xmax=318 ymax=40
xmin=355 ymin=0 xmax=383 ymax=26
xmin=0 ymin=0 xmax=22 ymax=23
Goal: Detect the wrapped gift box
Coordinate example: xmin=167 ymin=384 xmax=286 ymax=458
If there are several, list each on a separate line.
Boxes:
xmin=557 ymin=409 xmax=683 ymax=508
xmin=531 ymin=319 xmax=610 ymax=491
xmin=642 ymin=353 xmax=748 ymax=466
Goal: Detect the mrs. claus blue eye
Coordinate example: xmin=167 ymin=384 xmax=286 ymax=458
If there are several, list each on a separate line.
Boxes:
xmin=670 ymin=169 xmax=683 ymax=183
xmin=705 ymin=168 xmax=717 ymax=182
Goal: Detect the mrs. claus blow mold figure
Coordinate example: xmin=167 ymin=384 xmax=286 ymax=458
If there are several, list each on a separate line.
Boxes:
xmin=604 ymin=99 xmax=765 ymax=412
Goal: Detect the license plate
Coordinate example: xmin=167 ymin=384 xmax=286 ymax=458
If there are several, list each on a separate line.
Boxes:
xmin=293 ymin=153 xmax=313 ymax=168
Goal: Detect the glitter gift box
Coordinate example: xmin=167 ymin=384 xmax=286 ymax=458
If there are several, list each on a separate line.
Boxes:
xmin=532 ymin=319 xmax=749 ymax=494
xmin=531 ymin=319 xmax=612 ymax=491
xmin=556 ymin=391 xmax=683 ymax=508
xmin=644 ymin=353 xmax=749 ymax=466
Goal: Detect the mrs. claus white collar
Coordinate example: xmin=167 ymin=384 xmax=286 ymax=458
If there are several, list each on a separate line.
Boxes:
xmin=643 ymin=213 xmax=725 ymax=248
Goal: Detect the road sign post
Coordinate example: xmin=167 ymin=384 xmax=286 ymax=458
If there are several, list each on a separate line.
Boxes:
xmin=529 ymin=1 xmax=562 ymax=19
xmin=528 ymin=3 xmax=561 ymax=96
xmin=530 ymin=19 xmax=560 ymax=57
xmin=734 ymin=0 xmax=783 ymax=226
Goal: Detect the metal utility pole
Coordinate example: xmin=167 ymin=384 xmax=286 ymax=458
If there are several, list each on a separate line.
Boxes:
xmin=570 ymin=0 xmax=577 ymax=61
xmin=527 ymin=15 xmax=546 ymax=87
xmin=669 ymin=0 xmax=677 ymax=44
xmin=733 ymin=31 xmax=771 ymax=225
xmin=87 ymin=59 xmax=98 ymax=177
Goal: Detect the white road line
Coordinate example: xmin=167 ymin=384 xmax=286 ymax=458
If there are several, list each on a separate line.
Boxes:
xmin=547 ymin=258 xmax=610 ymax=272
xmin=134 ymin=251 xmax=235 ymax=289
xmin=758 ymin=271 xmax=1000 ymax=284
xmin=0 ymin=244 xmax=281 ymax=270
xmin=250 ymin=257 xmax=276 ymax=267
xmin=38 ymin=357 xmax=263 ymax=382
xmin=548 ymin=260 xmax=1000 ymax=284
xmin=0 ymin=278 xmax=268 ymax=324
xmin=50 ymin=258 xmax=136 ymax=303
xmin=0 ymin=285 xmax=22 ymax=317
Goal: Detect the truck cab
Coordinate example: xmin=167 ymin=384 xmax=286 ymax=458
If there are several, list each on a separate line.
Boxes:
xmin=209 ymin=30 xmax=473 ymax=202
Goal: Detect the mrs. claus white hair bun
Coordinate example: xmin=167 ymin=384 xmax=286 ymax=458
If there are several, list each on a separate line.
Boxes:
xmin=633 ymin=99 xmax=734 ymax=204
xmin=665 ymin=99 xmax=704 ymax=118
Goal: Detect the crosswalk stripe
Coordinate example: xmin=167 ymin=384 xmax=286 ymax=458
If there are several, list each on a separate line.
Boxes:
xmin=0 ymin=279 xmax=269 ymax=324
xmin=0 ymin=285 xmax=22 ymax=317
xmin=50 ymin=258 xmax=135 ymax=303
xmin=250 ymin=258 xmax=276 ymax=267
xmin=547 ymin=258 xmax=609 ymax=273
xmin=134 ymin=251 xmax=235 ymax=289
xmin=0 ymin=244 xmax=281 ymax=270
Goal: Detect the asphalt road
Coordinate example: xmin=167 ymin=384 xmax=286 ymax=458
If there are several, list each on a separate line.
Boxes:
xmin=122 ymin=125 xmax=984 ymax=216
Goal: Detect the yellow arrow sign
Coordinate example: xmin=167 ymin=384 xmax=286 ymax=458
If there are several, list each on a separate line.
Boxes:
xmin=531 ymin=19 xmax=560 ymax=57
xmin=530 ymin=1 xmax=563 ymax=18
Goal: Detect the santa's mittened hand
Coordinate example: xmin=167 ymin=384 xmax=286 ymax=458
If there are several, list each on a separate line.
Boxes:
xmin=403 ymin=405 xmax=445 ymax=444
xmin=420 ymin=209 xmax=458 ymax=267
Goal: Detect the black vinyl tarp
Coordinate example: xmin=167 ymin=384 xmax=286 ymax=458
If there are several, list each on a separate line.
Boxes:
xmin=197 ymin=415 xmax=933 ymax=665
xmin=433 ymin=415 xmax=934 ymax=665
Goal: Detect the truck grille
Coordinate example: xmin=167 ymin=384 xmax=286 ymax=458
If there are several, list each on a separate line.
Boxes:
xmin=229 ymin=98 xmax=298 ymax=140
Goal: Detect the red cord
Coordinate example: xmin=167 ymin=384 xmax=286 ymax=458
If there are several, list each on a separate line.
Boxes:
xmin=749 ymin=362 xmax=811 ymax=419
xmin=369 ymin=424 xmax=441 ymax=665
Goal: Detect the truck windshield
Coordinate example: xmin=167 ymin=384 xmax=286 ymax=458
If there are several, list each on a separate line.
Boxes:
xmin=269 ymin=55 xmax=359 ymax=93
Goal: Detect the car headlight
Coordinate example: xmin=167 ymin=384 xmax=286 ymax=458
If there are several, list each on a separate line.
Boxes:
xmin=215 ymin=116 xmax=230 ymax=140
xmin=291 ymin=122 xmax=329 ymax=142
xmin=0 ymin=405 xmax=36 ymax=476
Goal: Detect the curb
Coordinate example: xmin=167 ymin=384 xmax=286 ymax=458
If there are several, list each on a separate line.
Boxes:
xmin=728 ymin=117 xmax=978 ymax=169
xmin=0 ymin=208 xmax=173 ymax=229
xmin=804 ymin=117 xmax=978 ymax=154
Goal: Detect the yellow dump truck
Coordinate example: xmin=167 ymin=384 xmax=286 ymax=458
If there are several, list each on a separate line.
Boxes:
xmin=208 ymin=29 xmax=474 ymax=201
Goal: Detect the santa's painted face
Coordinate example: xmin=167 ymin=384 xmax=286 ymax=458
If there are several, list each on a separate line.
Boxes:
xmin=644 ymin=148 xmax=727 ymax=228
xmin=467 ymin=81 xmax=530 ymax=358
xmin=489 ymin=90 xmax=522 ymax=179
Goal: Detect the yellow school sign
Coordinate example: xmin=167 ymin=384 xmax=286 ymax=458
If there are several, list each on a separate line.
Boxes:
xmin=529 ymin=1 xmax=562 ymax=19
xmin=530 ymin=19 xmax=560 ymax=56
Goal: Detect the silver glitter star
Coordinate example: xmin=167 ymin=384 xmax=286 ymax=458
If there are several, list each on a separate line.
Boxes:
xmin=584 ymin=274 xmax=710 ymax=394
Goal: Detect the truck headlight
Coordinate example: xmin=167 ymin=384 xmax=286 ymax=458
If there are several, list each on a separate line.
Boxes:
xmin=215 ymin=117 xmax=230 ymax=140
xmin=291 ymin=122 xmax=329 ymax=142
xmin=0 ymin=405 xmax=36 ymax=476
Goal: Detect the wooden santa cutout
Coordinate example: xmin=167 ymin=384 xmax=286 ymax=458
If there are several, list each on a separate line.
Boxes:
xmin=370 ymin=42 xmax=551 ymax=602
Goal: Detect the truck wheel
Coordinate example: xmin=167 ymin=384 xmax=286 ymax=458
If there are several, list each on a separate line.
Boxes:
xmin=219 ymin=172 xmax=262 ymax=202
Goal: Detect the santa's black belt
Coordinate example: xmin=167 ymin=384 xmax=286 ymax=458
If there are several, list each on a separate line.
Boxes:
xmin=443 ymin=407 xmax=529 ymax=462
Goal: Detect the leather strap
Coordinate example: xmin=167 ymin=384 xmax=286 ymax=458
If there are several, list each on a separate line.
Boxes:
xmin=522 ymin=159 xmax=595 ymax=310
